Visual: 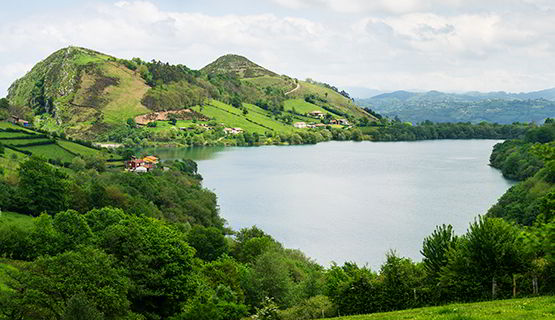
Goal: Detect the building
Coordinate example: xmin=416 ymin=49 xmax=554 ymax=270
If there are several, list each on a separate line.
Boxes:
xmin=224 ymin=127 xmax=244 ymax=135
xmin=126 ymin=156 xmax=159 ymax=172
xmin=11 ymin=116 xmax=30 ymax=127
xmin=293 ymin=122 xmax=307 ymax=129
xmin=308 ymin=110 xmax=325 ymax=118
xmin=339 ymin=119 xmax=350 ymax=125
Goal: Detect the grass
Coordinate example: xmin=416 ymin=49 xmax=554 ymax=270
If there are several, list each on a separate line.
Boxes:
xmin=0 ymin=211 xmax=34 ymax=230
xmin=73 ymin=51 xmax=111 ymax=66
xmin=18 ymin=144 xmax=75 ymax=163
xmin=284 ymin=99 xmax=337 ymax=118
xmin=56 ymin=140 xmax=102 ymax=157
xmin=100 ymin=62 xmax=151 ymax=124
xmin=0 ymin=131 xmax=36 ymax=139
xmin=0 ymin=148 xmax=27 ymax=175
xmin=0 ymin=138 xmax=52 ymax=146
xmin=291 ymin=81 xmax=374 ymax=119
xmin=0 ymin=260 xmax=18 ymax=293
xmin=192 ymin=101 xmax=271 ymax=134
xmin=242 ymin=75 xmax=296 ymax=92
xmin=319 ymin=296 xmax=555 ymax=320
xmin=0 ymin=122 xmax=37 ymax=133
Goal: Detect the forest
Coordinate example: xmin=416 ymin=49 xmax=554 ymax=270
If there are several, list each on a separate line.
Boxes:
xmin=0 ymin=123 xmax=553 ymax=320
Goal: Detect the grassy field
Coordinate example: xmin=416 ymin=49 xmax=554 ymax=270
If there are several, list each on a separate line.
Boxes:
xmin=291 ymin=81 xmax=374 ymax=119
xmin=56 ymin=140 xmax=101 ymax=157
xmin=192 ymin=101 xmax=272 ymax=134
xmin=0 ymin=131 xmax=36 ymax=138
xmin=319 ymin=297 xmax=555 ymax=320
xmin=284 ymin=99 xmax=337 ymax=117
xmin=0 ymin=149 xmax=26 ymax=175
xmin=0 ymin=138 xmax=52 ymax=146
xmin=242 ymin=75 xmax=296 ymax=92
xmin=0 ymin=211 xmax=34 ymax=229
xmin=18 ymin=144 xmax=76 ymax=162
xmin=0 ymin=122 xmax=36 ymax=133
xmin=98 ymin=62 xmax=151 ymax=124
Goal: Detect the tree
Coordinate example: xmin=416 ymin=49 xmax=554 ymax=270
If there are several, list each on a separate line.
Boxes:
xmin=53 ymin=209 xmax=94 ymax=251
xmin=99 ymin=216 xmax=197 ymax=318
xmin=127 ymin=118 xmax=137 ymax=128
xmin=17 ymin=156 xmax=70 ymax=215
xmin=421 ymin=225 xmax=457 ymax=282
xmin=0 ymin=97 xmax=9 ymax=109
xmin=169 ymin=113 xmax=178 ymax=125
xmin=1 ymin=247 xmax=131 ymax=320
xmin=380 ymin=251 xmax=424 ymax=311
xmin=62 ymin=294 xmax=105 ymax=320
xmin=440 ymin=217 xmax=528 ymax=300
xmin=187 ymin=225 xmax=229 ymax=261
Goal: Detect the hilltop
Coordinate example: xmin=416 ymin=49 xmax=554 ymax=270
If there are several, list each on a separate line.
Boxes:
xmin=201 ymin=54 xmax=277 ymax=78
xmin=4 ymin=47 xmax=376 ymax=143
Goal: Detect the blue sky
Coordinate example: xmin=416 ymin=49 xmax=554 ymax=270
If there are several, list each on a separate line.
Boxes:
xmin=1 ymin=0 xmax=554 ymax=97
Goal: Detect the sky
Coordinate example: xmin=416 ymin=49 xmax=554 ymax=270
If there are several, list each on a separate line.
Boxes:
xmin=1 ymin=0 xmax=554 ymax=97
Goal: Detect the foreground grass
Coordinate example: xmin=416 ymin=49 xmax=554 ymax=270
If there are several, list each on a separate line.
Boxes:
xmin=319 ymin=296 xmax=555 ymax=320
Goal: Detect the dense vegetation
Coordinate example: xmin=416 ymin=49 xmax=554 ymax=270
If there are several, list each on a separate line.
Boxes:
xmin=1 ymin=122 xmax=554 ymax=320
xmin=366 ymin=121 xmax=531 ymax=142
xmin=358 ymin=89 xmax=555 ymax=124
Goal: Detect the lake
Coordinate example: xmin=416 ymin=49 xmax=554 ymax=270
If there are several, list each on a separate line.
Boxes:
xmin=151 ymin=140 xmax=514 ymax=270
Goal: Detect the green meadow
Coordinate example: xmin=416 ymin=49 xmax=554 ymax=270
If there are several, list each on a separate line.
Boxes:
xmin=318 ymin=297 xmax=555 ymax=320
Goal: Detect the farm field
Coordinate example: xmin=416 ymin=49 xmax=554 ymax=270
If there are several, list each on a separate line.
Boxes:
xmin=284 ymin=98 xmax=333 ymax=116
xmin=0 ymin=138 xmax=52 ymax=146
xmin=0 ymin=122 xmax=36 ymax=133
xmin=18 ymin=143 xmax=76 ymax=163
xmin=0 ymin=131 xmax=36 ymax=138
xmin=317 ymin=296 xmax=555 ymax=320
xmin=192 ymin=101 xmax=270 ymax=134
xmin=56 ymin=140 xmax=102 ymax=157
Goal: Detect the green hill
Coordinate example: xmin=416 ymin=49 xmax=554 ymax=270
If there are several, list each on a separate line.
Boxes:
xmin=4 ymin=47 xmax=377 ymax=143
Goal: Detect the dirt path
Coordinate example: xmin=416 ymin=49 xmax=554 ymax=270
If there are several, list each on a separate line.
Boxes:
xmin=285 ymin=82 xmax=300 ymax=95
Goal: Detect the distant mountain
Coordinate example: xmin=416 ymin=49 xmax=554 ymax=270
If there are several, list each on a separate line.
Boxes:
xmin=340 ymin=87 xmax=384 ymax=99
xmin=358 ymin=89 xmax=555 ymax=124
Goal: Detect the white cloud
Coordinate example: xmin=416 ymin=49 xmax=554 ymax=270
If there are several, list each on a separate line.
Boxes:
xmin=0 ymin=0 xmax=554 ymax=95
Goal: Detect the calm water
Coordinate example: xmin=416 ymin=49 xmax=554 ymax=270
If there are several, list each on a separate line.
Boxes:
xmin=151 ymin=140 xmax=514 ymax=270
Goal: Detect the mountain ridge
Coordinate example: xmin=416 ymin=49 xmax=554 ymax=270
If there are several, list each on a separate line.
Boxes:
xmin=4 ymin=46 xmax=376 ymax=140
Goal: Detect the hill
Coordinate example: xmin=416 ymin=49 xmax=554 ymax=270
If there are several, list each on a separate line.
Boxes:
xmin=314 ymin=296 xmax=554 ymax=320
xmin=201 ymin=54 xmax=277 ymax=78
xmin=359 ymin=89 xmax=555 ymax=124
xmin=4 ymin=47 xmax=376 ymax=143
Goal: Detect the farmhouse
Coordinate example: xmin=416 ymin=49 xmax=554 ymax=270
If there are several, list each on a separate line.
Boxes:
xmin=307 ymin=110 xmax=325 ymax=118
xmin=293 ymin=122 xmax=307 ymax=128
xmin=126 ymin=155 xmax=159 ymax=173
xmin=339 ymin=119 xmax=350 ymax=125
xmin=224 ymin=127 xmax=243 ymax=135
xmin=11 ymin=116 xmax=30 ymax=127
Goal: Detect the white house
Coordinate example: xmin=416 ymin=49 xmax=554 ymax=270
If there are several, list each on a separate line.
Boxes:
xmin=293 ymin=122 xmax=307 ymax=128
